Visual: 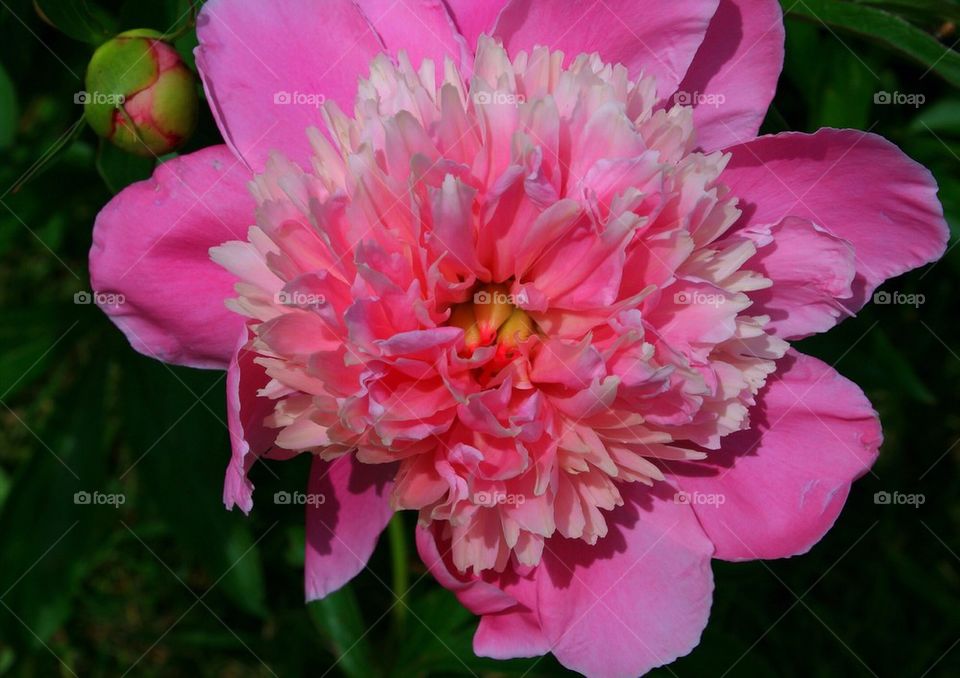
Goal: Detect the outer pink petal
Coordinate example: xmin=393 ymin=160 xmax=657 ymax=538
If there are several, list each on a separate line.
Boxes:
xmin=224 ymin=328 xmax=281 ymax=512
xmin=670 ymin=350 xmax=882 ymax=561
xmin=305 ymin=455 xmax=395 ymax=601
xmin=741 ymin=216 xmax=858 ymax=338
xmin=89 ymin=145 xmax=253 ymax=369
xmin=676 ymin=0 xmax=784 ymax=151
xmin=444 ymin=0 xmax=508 ymax=49
xmin=354 ymin=0 xmax=469 ymax=69
xmin=722 ymin=129 xmax=948 ymax=337
xmin=474 ymin=607 xmax=550 ymax=659
xmin=493 ymin=0 xmax=720 ymax=99
xmin=195 ymin=0 xmax=384 ymax=171
xmin=537 ymin=484 xmax=714 ymax=678
xmin=415 ymin=524 xmax=551 ymax=658
xmin=415 ymin=524 xmax=518 ymax=614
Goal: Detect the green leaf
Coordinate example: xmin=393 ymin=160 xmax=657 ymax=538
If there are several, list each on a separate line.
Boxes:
xmin=0 ymin=61 xmax=17 ymax=149
xmin=117 ymin=355 xmax=267 ymax=618
xmin=393 ymin=587 xmax=556 ymax=676
xmin=308 ymin=587 xmax=381 ymax=678
xmin=661 ymin=627 xmax=780 ymax=677
xmin=870 ymin=328 xmax=937 ymax=404
xmin=0 ymin=356 xmax=115 ymax=645
xmin=0 ymin=309 xmax=69 ymax=402
xmin=118 ymin=0 xmax=196 ymax=33
xmin=780 ymin=18 xmax=878 ymax=130
xmin=33 ymin=0 xmax=117 ymax=45
xmin=96 ymin=138 xmax=155 ymax=193
xmin=783 ymin=0 xmax=960 ymax=87
xmin=852 ymin=0 xmax=960 ymax=24
xmin=910 ymin=98 xmax=960 ymax=136
xmin=0 ymin=467 xmax=10 ymax=513
xmin=818 ymin=71 xmax=872 ymax=130
xmin=221 ymin=522 xmax=269 ymax=616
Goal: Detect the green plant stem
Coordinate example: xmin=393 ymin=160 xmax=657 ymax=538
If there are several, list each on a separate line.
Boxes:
xmin=388 ymin=513 xmax=409 ymax=632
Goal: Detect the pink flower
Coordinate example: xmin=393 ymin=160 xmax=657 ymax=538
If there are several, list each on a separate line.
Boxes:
xmin=90 ymin=1 xmax=948 ymax=676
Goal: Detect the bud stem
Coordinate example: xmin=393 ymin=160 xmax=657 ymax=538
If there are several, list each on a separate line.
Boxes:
xmin=160 ymin=1 xmax=201 ymax=42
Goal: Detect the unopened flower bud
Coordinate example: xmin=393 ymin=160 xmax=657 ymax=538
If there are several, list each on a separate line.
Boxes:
xmin=83 ymin=29 xmax=198 ymax=156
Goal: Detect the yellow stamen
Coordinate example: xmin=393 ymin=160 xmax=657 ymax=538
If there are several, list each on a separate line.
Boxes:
xmin=473 ymin=283 xmax=513 ymax=341
xmin=497 ymin=307 xmax=534 ymax=347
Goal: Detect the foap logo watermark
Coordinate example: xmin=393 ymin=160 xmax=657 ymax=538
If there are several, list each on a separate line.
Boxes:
xmin=674 ymin=490 xmax=726 ymax=507
xmin=674 ymin=290 xmax=726 ymax=308
xmin=874 ymin=91 xmax=925 ymax=108
xmin=473 ymin=289 xmax=529 ymax=306
xmin=74 ymin=290 xmax=126 ymax=306
xmin=872 ymin=290 xmax=925 ymax=308
xmin=275 ymin=290 xmax=327 ymax=308
xmin=74 ymin=490 xmax=126 ymax=508
xmin=474 ymin=491 xmax=526 ymax=507
xmin=74 ymin=90 xmax=125 ymax=106
xmin=674 ymin=90 xmax=726 ymax=108
xmin=274 ymin=490 xmax=326 ymax=507
xmin=273 ymin=90 xmax=326 ymax=108
xmin=874 ymin=490 xmax=925 ymax=508
xmin=472 ymin=91 xmax=526 ymax=106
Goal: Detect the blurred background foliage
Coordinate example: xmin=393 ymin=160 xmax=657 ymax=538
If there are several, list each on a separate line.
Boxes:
xmin=0 ymin=0 xmax=958 ymax=675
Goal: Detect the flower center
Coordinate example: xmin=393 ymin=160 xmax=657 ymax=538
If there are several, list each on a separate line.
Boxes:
xmin=448 ymin=282 xmax=535 ymax=369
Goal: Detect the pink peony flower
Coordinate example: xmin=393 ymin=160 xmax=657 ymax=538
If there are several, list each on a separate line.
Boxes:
xmin=90 ymin=1 xmax=948 ymax=675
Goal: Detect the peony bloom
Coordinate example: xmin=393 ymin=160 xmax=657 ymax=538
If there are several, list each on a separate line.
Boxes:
xmin=90 ymin=0 xmax=948 ymax=675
